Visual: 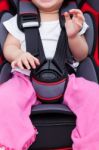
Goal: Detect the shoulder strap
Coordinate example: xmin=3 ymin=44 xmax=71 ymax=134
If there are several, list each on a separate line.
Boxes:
xmin=53 ymin=12 xmax=74 ymax=72
xmin=21 ymin=26 xmax=46 ymax=65
xmin=53 ymin=29 xmax=74 ymax=70
xmin=17 ymin=0 xmax=46 ymax=64
xmin=17 ymin=0 xmax=74 ymax=71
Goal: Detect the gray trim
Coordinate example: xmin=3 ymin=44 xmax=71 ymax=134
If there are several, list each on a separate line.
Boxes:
xmin=20 ymin=1 xmax=36 ymax=14
xmin=32 ymin=79 xmax=66 ymax=99
xmin=0 ymin=13 xmax=13 ymax=49
xmin=84 ymin=13 xmax=94 ymax=55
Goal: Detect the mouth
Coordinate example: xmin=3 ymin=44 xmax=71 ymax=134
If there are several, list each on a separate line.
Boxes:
xmin=40 ymin=0 xmax=52 ymax=2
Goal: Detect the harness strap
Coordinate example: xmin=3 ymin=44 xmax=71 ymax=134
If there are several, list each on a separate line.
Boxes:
xmin=24 ymin=27 xmax=47 ymax=66
xmin=24 ymin=28 xmax=39 ymax=57
xmin=53 ymin=29 xmax=71 ymax=71
xmin=17 ymin=0 xmax=74 ymax=73
xmin=16 ymin=0 xmax=76 ymax=103
xmin=17 ymin=0 xmax=46 ymax=65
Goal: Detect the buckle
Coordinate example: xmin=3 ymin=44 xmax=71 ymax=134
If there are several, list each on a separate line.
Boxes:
xmin=19 ymin=13 xmax=40 ymax=29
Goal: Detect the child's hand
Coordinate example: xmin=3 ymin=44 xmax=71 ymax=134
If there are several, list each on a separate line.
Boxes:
xmin=64 ymin=9 xmax=85 ymax=38
xmin=11 ymin=52 xmax=40 ymax=70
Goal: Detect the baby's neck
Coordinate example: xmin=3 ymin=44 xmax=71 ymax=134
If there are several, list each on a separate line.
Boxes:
xmin=40 ymin=10 xmax=59 ymax=22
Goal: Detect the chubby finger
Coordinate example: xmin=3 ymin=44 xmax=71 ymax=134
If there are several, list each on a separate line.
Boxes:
xmin=75 ymin=14 xmax=85 ymax=28
xmin=64 ymin=12 xmax=71 ymax=21
xmin=33 ymin=57 xmax=40 ymax=65
xmin=69 ymin=9 xmax=83 ymax=16
xmin=16 ymin=60 xmax=25 ymax=70
xmin=27 ymin=57 xmax=36 ymax=69
xmin=77 ymin=13 xmax=85 ymax=22
xmin=21 ymin=58 xmax=31 ymax=70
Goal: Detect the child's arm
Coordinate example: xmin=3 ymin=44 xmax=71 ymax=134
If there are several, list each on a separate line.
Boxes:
xmin=68 ymin=34 xmax=88 ymax=61
xmin=3 ymin=33 xmax=40 ymax=69
xmin=64 ymin=9 xmax=88 ymax=61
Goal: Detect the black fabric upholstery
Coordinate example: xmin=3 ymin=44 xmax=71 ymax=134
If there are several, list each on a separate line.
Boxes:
xmin=76 ymin=57 xmax=98 ymax=83
xmin=30 ymin=104 xmax=76 ymax=149
xmin=0 ymin=63 xmax=12 ymax=84
xmin=87 ymin=0 xmax=99 ymax=11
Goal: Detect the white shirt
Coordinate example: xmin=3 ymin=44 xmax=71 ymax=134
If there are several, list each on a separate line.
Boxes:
xmin=3 ymin=15 xmax=89 ymax=76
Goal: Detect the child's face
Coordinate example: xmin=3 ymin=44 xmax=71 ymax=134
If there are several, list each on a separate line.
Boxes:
xmin=32 ymin=0 xmax=64 ymax=12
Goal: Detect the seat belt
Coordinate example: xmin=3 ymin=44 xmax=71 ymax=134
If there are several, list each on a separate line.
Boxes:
xmin=17 ymin=0 xmax=75 ymax=103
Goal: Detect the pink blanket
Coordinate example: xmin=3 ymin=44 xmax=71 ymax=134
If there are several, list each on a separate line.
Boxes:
xmin=0 ymin=72 xmax=39 ymax=150
xmin=64 ymin=74 xmax=99 ymax=150
xmin=0 ymin=72 xmax=99 ymax=149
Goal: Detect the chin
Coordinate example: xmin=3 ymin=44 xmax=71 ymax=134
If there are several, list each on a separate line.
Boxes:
xmin=37 ymin=5 xmax=56 ymax=12
xmin=32 ymin=0 xmax=63 ymax=12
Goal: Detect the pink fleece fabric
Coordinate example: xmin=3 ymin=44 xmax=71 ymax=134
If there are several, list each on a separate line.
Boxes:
xmin=0 ymin=72 xmax=39 ymax=150
xmin=0 ymin=72 xmax=99 ymax=149
xmin=64 ymin=74 xmax=99 ymax=150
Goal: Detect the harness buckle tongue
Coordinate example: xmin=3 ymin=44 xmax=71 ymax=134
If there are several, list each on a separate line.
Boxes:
xmin=20 ymin=13 xmax=40 ymax=29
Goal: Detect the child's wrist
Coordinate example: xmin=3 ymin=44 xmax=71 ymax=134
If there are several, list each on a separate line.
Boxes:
xmin=68 ymin=33 xmax=79 ymax=39
xmin=67 ymin=21 xmax=89 ymax=39
xmin=78 ymin=22 xmax=89 ymax=35
xmin=67 ymin=25 xmax=84 ymax=39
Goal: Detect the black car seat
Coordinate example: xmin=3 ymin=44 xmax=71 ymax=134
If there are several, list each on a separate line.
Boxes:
xmin=0 ymin=0 xmax=98 ymax=150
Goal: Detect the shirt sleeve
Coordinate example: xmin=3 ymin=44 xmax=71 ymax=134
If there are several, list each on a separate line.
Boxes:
xmin=78 ymin=21 xmax=89 ymax=35
xmin=3 ymin=14 xmax=25 ymax=43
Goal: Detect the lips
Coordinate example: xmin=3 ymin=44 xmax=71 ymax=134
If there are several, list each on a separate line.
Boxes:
xmin=40 ymin=0 xmax=51 ymax=2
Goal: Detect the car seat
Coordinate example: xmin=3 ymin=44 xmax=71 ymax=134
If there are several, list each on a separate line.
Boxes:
xmin=0 ymin=0 xmax=98 ymax=150
xmin=80 ymin=0 xmax=99 ymax=66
